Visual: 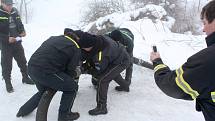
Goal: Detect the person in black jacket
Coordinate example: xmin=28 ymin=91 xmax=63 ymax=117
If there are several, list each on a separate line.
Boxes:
xmin=0 ymin=0 xmax=34 ymax=93
xmin=150 ymin=1 xmax=215 ymax=121
xmin=79 ymin=32 xmax=131 ymax=115
xmin=107 ymin=28 xmax=134 ymax=91
xmin=16 ymin=31 xmax=82 ymax=121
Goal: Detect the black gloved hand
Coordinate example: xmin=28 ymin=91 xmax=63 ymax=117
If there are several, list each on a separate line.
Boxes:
xmin=75 ymin=66 xmax=82 ymax=77
xmin=94 ymin=62 xmax=101 ymax=71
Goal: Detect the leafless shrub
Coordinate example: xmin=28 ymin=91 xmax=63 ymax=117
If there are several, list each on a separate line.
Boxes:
xmin=82 ymin=0 xmax=125 ymax=24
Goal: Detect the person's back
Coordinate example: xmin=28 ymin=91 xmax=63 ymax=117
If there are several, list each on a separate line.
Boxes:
xmin=29 ymin=35 xmax=80 ymax=75
xmin=107 ymin=28 xmax=134 ymax=54
xmin=17 ymin=33 xmax=81 ymax=121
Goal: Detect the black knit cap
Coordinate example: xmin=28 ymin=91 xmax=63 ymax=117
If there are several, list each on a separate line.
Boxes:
xmin=109 ymin=29 xmax=122 ymax=41
xmin=78 ymin=32 xmax=97 ymax=48
xmin=64 ymin=28 xmax=96 ymax=48
xmin=2 ymin=0 xmax=14 ymax=5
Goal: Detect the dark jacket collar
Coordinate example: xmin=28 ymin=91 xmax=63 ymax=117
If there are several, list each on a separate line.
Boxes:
xmin=0 ymin=6 xmax=7 ymax=13
xmin=206 ymin=32 xmax=215 ymax=47
xmin=85 ymin=35 xmax=108 ymax=57
xmin=0 ymin=6 xmax=16 ymax=14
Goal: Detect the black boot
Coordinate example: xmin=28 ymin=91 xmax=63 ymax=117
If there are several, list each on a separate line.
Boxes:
xmin=88 ymin=104 xmax=108 ymax=115
xmin=22 ymin=76 xmax=35 ymax=85
xmin=5 ymin=80 xmax=14 ymax=93
xmin=58 ymin=112 xmax=80 ymax=121
xmin=58 ymin=91 xmax=79 ymax=121
xmin=115 ymin=86 xmax=129 ymax=92
xmin=16 ymin=109 xmax=24 ymax=117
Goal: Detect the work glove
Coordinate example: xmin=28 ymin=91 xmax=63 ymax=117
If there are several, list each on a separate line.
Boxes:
xmin=75 ymin=66 xmax=82 ymax=77
xmin=73 ymin=66 xmax=81 ymax=83
xmin=94 ymin=62 xmax=101 ymax=71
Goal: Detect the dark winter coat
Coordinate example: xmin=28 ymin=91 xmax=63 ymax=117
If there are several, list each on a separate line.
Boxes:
xmin=107 ymin=28 xmax=134 ymax=54
xmin=152 ymin=32 xmax=215 ymax=121
xmin=28 ymin=35 xmax=81 ymax=78
xmin=82 ymin=35 xmax=130 ymax=77
xmin=82 ymin=35 xmax=131 ymax=105
xmin=0 ymin=6 xmax=25 ymax=46
xmin=0 ymin=6 xmax=28 ymax=82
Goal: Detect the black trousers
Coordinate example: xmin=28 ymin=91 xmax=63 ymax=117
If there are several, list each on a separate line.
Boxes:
xmin=124 ymin=52 xmax=133 ymax=85
xmin=96 ymin=59 xmax=130 ymax=105
xmin=1 ymin=42 xmax=27 ymax=81
xmin=114 ymin=52 xmax=133 ymax=87
xmin=17 ymin=65 xmax=78 ymax=116
xmin=91 ymin=53 xmax=133 ymax=87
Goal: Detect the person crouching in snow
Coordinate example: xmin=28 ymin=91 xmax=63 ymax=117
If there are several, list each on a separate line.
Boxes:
xmin=76 ymin=31 xmax=131 ymax=115
xmin=16 ymin=29 xmax=81 ymax=121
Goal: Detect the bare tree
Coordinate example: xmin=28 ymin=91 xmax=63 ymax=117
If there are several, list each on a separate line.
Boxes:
xmin=171 ymin=0 xmax=205 ymax=34
xmin=82 ymin=0 xmax=125 ymax=24
xmin=17 ymin=0 xmax=33 ymax=24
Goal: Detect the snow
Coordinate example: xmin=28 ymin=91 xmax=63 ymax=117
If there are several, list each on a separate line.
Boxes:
xmin=0 ymin=0 xmax=207 ymax=121
xmin=85 ymin=4 xmax=171 ymax=31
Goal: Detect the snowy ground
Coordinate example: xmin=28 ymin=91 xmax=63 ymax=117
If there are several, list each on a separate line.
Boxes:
xmin=0 ymin=0 xmax=207 ymax=121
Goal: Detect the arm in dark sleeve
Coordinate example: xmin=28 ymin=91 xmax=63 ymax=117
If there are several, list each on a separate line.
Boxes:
xmin=0 ymin=13 xmax=9 ymax=44
xmin=64 ymin=47 xmax=81 ymax=78
xmin=13 ymin=8 xmax=25 ymax=34
xmin=153 ymin=58 xmax=193 ymax=100
xmin=126 ymin=40 xmax=134 ymax=54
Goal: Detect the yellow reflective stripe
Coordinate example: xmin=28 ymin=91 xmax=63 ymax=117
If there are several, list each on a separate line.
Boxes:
xmin=175 ymin=67 xmax=199 ymax=100
xmin=154 ymin=64 xmax=167 ymax=72
xmin=0 ymin=17 xmax=8 ymax=20
xmin=211 ymin=92 xmax=215 ymax=102
xmin=98 ymin=51 xmax=102 ymax=61
xmin=16 ymin=16 xmax=20 ymax=19
xmin=64 ymin=36 xmax=80 ymax=48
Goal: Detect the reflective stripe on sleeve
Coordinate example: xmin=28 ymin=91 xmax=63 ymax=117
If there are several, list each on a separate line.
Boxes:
xmin=98 ymin=51 xmax=102 ymax=61
xmin=175 ymin=67 xmax=199 ymax=100
xmin=211 ymin=92 xmax=215 ymax=102
xmin=0 ymin=17 xmax=8 ymax=20
xmin=154 ymin=64 xmax=167 ymax=72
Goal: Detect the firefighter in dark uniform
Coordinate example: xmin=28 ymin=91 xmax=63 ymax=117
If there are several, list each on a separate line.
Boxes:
xmin=107 ymin=28 xmax=134 ymax=91
xmin=0 ymin=0 xmax=34 ymax=93
xmin=16 ymin=31 xmax=81 ymax=121
xmin=90 ymin=28 xmax=134 ymax=92
xmin=79 ymin=31 xmax=131 ymax=115
xmin=150 ymin=1 xmax=215 ymax=121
